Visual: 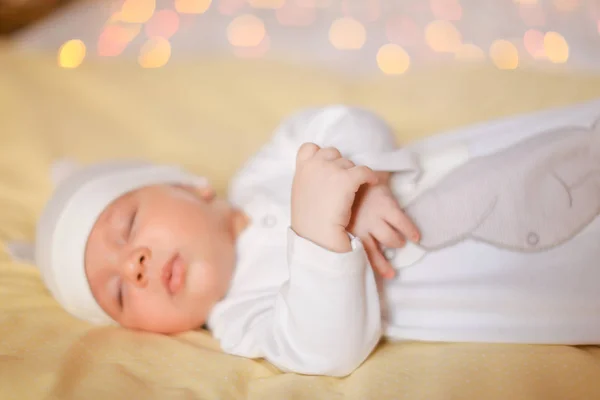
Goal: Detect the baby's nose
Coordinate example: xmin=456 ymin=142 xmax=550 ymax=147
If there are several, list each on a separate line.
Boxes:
xmin=124 ymin=247 xmax=151 ymax=288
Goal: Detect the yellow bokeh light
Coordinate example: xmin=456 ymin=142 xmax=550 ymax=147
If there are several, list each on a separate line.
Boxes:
xmin=544 ymin=31 xmax=569 ymax=63
xmin=248 ymin=0 xmax=284 ymax=9
xmin=175 ymin=0 xmax=212 ymax=14
xmin=454 ymin=43 xmax=485 ymax=61
xmin=138 ymin=37 xmax=171 ymax=68
xmin=376 ymin=44 xmax=410 ymax=75
xmin=119 ymin=0 xmax=156 ymax=23
xmin=489 ymin=40 xmax=519 ymax=70
xmin=227 ymin=14 xmax=266 ymax=47
xmin=58 ymin=40 xmax=86 ymax=69
xmin=329 ymin=17 xmax=366 ymax=50
xmin=425 ymin=20 xmax=462 ymax=53
xmin=523 ymin=28 xmax=545 ymax=59
xmin=553 ymin=0 xmax=579 ymax=12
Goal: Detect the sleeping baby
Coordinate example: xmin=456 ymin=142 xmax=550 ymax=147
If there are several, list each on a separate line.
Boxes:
xmin=31 ymin=105 xmax=600 ymax=377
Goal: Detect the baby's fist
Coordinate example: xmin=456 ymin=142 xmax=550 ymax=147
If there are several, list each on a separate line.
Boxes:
xmin=291 ymin=143 xmax=379 ymax=253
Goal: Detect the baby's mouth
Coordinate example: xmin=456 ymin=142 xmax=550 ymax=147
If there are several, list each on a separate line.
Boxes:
xmin=162 ymin=253 xmax=187 ymax=295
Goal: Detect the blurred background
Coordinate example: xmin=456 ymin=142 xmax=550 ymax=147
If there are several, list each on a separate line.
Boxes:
xmin=1 ymin=0 xmax=599 ymax=75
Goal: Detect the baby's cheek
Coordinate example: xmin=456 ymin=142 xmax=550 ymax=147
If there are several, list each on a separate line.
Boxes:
xmin=126 ymin=291 xmax=185 ymax=333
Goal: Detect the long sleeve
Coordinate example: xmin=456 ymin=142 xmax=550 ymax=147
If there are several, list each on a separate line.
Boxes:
xmin=228 ymin=105 xmax=421 ymax=206
xmin=209 ymin=229 xmax=382 ymax=377
xmin=212 ymin=105 xmax=416 ymax=376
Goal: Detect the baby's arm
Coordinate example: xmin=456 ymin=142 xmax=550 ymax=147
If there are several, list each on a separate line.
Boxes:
xmin=228 ymin=105 xmax=418 ymax=206
xmin=213 ymin=145 xmax=383 ymax=377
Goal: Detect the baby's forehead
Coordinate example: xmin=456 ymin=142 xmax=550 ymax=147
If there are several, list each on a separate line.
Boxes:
xmin=100 ymin=190 xmax=137 ymax=222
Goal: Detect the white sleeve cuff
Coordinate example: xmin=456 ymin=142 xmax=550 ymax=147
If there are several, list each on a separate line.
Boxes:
xmin=287 ymin=228 xmax=367 ymax=277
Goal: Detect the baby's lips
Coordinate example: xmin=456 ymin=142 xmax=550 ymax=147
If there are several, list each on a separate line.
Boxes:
xmin=168 ymin=255 xmax=187 ymax=294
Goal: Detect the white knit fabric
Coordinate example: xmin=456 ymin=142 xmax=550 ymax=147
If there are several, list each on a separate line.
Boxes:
xmin=34 ymin=160 xmax=207 ymax=325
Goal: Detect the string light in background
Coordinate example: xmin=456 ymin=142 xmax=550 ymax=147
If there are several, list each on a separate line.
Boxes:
xmin=175 ymin=0 xmax=212 ymax=14
xmin=145 ymin=9 xmax=180 ymax=38
xmin=57 ymin=0 xmax=590 ymax=71
xmin=489 ymin=39 xmax=519 ymax=70
xmin=454 ymin=43 xmax=485 ymax=62
xmin=118 ymin=0 xmax=156 ymax=23
xmin=98 ymin=24 xmax=141 ymax=56
xmin=544 ymin=31 xmax=569 ymax=63
xmin=227 ymin=14 xmax=266 ymax=47
xmin=329 ymin=17 xmax=366 ymax=50
xmin=138 ymin=37 xmax=172 ymax=67
xmin=523 ymin=28 xmax=545 ymax=59
xmin=425 ymin=20 xmax=462 ymax=53
xmin=58 ymin=39 xmax=86 ymax=68
xmin=376 ymin=43 xmax=410 ymax=75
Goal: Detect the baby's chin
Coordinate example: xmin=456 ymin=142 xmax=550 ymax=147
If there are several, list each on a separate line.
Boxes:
xmin=127 ymin=308 xmax=206 ymax=334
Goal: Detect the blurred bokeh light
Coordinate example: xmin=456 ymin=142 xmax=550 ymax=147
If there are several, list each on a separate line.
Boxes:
xmin=425 ymin=20 xmax=462 ymax=53
xmin=138 ymin=36 xmax=172 ymax=67
xmin=376 ymin=43 xmax=410 ymax=75
xmin=489 ymin=39 xmax=519 ymax=70
xmin=228 ymin=14 xmax=266 ymax=47
xmin=145 ymin=10 xmax=180 ymax=38
xmin=53 ymin=0 xmax=594 ymax=71
xmin=454 ymin=43 xmax=485 ymax=62
xmin=175 ymin=0 xmax=212 ymax=14
xmin=98 ymin=24 xmax=141 ymax=56
xmin=58 ymin=40 xmax=86 ymax=68
xmin=329 ymin=17 xmax=366 ymax=50
xmin=544 ymin=31 xmax=569 ymax=63
xmin=119 ymin=0 xmax=156 ymax=23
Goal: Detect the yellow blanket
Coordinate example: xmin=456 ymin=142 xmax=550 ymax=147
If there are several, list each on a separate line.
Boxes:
xmin=2 ymin=43 xmax=600 ymax=399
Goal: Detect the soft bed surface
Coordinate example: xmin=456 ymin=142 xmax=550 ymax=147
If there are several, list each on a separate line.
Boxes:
xmin=2 ymin=43 xmax=600 ymax=399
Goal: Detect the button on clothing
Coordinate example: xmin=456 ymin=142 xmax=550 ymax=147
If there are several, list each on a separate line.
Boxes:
xmin=261 ymin=214 xmax=277 ymax=228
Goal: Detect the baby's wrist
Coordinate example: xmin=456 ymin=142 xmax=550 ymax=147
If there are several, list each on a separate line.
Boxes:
xmin=291 ymin=224 xmax=351 ymax=253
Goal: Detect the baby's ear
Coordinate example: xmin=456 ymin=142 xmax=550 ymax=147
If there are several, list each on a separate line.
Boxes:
xmin=51 ymin=158 xmax=82 ymax=186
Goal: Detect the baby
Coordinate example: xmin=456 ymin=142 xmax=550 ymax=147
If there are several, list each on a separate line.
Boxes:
xmin=33 ymin=105 xmax=600 ymax=377
xmin=35 ymin=106 xmax=420 ymax=376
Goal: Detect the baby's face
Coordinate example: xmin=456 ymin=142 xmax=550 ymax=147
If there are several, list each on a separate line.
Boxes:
xmin=85 ymin=184 xmax=239 ymax=334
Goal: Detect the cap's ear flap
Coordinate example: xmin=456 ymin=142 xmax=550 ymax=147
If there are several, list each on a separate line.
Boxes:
xmin=5 ymin=240 xmax=35 ymax=265
xmin=51 ymin=158 xmax=82 ymax=186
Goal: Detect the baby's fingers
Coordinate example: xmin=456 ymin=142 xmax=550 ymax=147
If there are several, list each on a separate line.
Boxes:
xmin=348 ymin=165 xmax=379 ymax=189
xmin=362 ymin=235 xmax=396 ymax=279
xmin=371 ymin=221 xmax=406 ymax=249
xmin=387 ymin=207 xmax=420 ymax=243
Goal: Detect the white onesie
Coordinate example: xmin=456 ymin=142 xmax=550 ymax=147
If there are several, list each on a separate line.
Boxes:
xmin=206 ymin=104 xmax=600 ymax=377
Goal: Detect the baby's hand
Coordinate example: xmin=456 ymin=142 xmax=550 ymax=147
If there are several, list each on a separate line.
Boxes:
xmin=291 ymin=143 xmax=379 ymax=253
xmin=348 ymin=172 xmax=420 ymax=279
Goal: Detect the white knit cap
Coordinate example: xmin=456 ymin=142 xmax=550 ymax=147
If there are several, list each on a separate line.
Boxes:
xmin=34 ymin=160 xmax=208 ymax=325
